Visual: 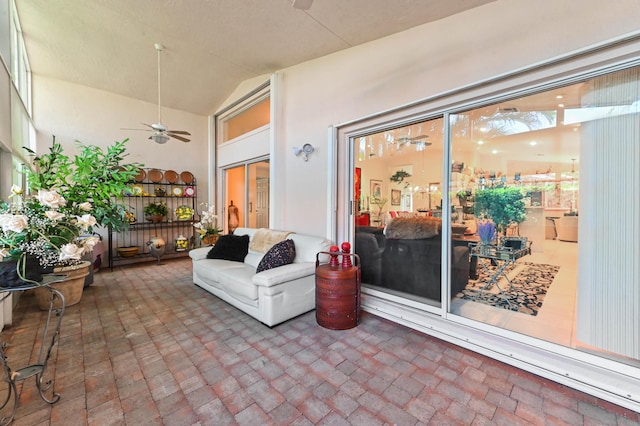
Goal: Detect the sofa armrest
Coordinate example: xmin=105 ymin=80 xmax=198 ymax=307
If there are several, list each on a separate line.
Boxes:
xmin=252 ymin=262 xmax=316 ymax=287
xmin=189 ymin=247 xmax=211 ymax=261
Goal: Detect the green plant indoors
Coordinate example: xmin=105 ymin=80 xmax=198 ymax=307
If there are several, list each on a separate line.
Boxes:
xmin=474 ymin=187 xmax=527 ymax=234
xmin=24 ymin=137 xmax=142 ymax=233
xmin=144 ymin=201 xmax=168 ymax=217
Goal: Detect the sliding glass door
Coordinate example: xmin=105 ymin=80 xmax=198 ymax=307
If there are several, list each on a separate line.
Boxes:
xmin=448 ymin=66 xmax=640 ymax=364
xmin=223 ymin=159 xmax=270 ymax=233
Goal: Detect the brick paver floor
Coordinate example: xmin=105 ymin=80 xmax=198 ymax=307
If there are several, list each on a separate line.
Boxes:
xmin=2 ymin=258 xmax=638 ymax=425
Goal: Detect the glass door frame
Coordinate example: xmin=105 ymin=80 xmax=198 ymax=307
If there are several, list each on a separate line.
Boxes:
xmin=221 ymin=155 xmax=270 ymax=233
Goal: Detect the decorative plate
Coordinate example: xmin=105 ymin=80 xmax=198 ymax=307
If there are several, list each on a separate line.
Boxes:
xmin=134 ymin=169 xmax=146 ymax=182
xmin=183 ymin=186 xmax=196 ymax=197
xmin=165 ymin=169 xmax=179 ymax=184
xmin=171 ymin=186 xmax=183 ymax=197
xmin=149 ymin=169 xmax=163 ymax=183
xmin=180 ymin=171 xmax=194 ymax=184
xmin=131 ymin=184 xmax=144 ymax=196
xmin=175 ymin=205 xmax=194 ymax=220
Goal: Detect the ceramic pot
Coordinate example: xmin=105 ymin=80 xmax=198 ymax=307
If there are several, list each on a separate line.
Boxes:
xmin=0 ymin=256 xmax=46 ymax=288
xmin=33 ymin=261 xmax=91 ymax=310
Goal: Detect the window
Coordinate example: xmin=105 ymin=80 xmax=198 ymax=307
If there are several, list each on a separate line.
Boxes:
xmin=219 ymin=95 xmax=270 ymax=144
xmin=9 ymin=0 xmax=32 ymax=114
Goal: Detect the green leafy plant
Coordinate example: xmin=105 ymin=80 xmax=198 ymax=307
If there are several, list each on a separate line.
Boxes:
xmin=390 ymin=170 xmax=411 ymax=184
xmin=474 ymin=187 xmax=527 ymax=234
xmin=1 ymin=138 xmax=141 ymax=281
xmin=24 ymin=137 xmax=142 ymax=233
xmin=144 ymin=201 xmax=168 ymax=217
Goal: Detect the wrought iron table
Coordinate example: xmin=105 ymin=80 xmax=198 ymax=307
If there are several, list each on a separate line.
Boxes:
xmin=468 ymin=241 xmax=530 ymax=310
xmin=0 ymin=274 xmax=67 ymax=425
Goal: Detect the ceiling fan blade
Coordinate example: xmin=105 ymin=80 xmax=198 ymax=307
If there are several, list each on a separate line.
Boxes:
xmin=121 ymin=127 xmax=152 ymax=132
xmin=167 ymin=133 xmax=191 ymax=143
xmin=409 ymin=134 xmax=429 ymax=140
xmin=166 ymin=129 xmax=191 ymax=135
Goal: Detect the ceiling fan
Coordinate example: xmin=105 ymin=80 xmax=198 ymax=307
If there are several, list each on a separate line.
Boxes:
xmin=397 ymin=134 xmax=432 ymax=146
xmin=128 ymin=44 xmax=191 ymax=144
xmin=396 ymin=134 xmax=432 ymax=151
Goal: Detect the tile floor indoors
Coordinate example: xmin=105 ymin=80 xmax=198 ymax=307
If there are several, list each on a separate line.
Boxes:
xmin=1 ymin=257 xmax=639 ymax=425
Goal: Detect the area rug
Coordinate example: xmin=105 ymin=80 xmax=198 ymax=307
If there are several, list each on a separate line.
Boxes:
xmin=457 ymin=262 xmax=560 ymax=316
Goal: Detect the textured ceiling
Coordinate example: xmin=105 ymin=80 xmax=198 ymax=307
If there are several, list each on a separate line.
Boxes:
xmin=14 ymin=0 xmax=496 ymax=116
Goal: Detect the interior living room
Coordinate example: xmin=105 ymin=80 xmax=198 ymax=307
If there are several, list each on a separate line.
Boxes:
xmin=2 ymin=0 xmax=640 ymax=423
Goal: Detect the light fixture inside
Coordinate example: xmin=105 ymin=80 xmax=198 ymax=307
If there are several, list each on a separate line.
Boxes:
xmin=150 ymin=134 xmax=170 ymax=144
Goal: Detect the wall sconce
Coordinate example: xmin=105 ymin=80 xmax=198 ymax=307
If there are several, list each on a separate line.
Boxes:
xmin=293 ymin=143 xmax=314 ymax=161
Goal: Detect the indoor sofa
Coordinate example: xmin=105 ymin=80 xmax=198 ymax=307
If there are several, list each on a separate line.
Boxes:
xmin=380 ymin=217 xmax=470 ymax=301
xmin=189 ymin=227 xmax=332 ymax=326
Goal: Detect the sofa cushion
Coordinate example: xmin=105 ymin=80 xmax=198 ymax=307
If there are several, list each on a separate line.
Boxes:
xmin=217 ymin=265 xmax=259 ymax=302
xmin=249 ymin=228 xmax=292 ymax=253
xmin=256 ymin=239 xmax=296 ymax=273
xmin=289 ymin=233 xmax=333 ymax=263
xmin=206 ymin=234 xmax=249 ymax=261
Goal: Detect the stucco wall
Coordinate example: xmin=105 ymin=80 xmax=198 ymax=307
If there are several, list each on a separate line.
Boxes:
xmin=29 ymin=0 xmax=640 ymax=239
xmin=260 ymin=0 xmax=640 ymax=236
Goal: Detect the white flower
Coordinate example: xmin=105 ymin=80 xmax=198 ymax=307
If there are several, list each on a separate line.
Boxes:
xmin=0 ymin=214 xmax=29 ymax=233
xmin=79 ymin=202 xmax=92 ymax=211
xmin=9 ymin=185 xmax=23 ymax=197
xmin=76 ymin=214 xmax=97 ymax=230
xmin=37 ymin=190 xmax=67 ymax=209
xmin=81 ymin=236 xmax=99 ymax=251
xmin=59 ymin=243 xmax=84 ymax=261
xmin=45 ymin=210 xmax=66 ymax=221
xmin=0 ymin=248 xmax=9 ymax=260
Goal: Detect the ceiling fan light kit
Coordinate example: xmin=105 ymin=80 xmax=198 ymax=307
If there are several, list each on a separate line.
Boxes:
xmin=150 ymin=134 xmax=170 ymax=144
xmin=125 ymin=43 xmax=192 ymax=144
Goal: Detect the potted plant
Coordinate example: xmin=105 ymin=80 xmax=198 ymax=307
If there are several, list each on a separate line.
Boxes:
xmin=0 ymin=137 xmax=141 ymax=307
xmin=193 ymin=203 xmax=222 ymax=245
xmin=474 ymin=187 xmax=527 ymax=235
xmin=144 ymin=201 xmax=168 ymax=223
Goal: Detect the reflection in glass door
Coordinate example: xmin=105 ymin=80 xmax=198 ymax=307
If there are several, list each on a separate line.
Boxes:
xmin=224 ymin=159 xmax=270 ymax=233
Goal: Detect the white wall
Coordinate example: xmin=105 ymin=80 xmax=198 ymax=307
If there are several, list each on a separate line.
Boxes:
xmin=31 ymin=76 xmax=209 ymax=204
xmin=29 ymin=0 xmax=640 ymax=241
xmin=252 ymin=0 xmax=640 ymax=237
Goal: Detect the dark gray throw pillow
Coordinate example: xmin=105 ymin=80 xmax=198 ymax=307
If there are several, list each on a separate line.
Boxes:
xmin=206 ymin=234 xmax=250 ymax=262
xmin=256 ymin=239 xmax=296 ymax=273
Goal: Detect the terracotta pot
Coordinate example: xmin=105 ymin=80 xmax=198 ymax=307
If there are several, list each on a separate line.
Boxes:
xmin=33 ymin=261 xmax=91 ymax=310
xmin=145 ymin=214 xmax=164 ymax=223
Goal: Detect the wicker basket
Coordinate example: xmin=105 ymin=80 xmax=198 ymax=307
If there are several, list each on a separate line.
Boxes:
xmin=33 ymin=261 xmax=91 ymax=310
xmin=201 ymin=234 xmax=220 ymax=246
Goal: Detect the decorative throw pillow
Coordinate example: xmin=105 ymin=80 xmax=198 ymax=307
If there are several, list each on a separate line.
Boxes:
xmin=256 ymin=239 xmax=296 ymax=273
xmin=206 ymin=234 xmax=250 ymax=262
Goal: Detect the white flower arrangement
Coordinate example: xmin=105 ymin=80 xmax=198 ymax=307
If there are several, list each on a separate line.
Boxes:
xmin=0 ymin=186 xmax=98 ymax=270
xmin=193 ymin=203 xmax=222 ymax=239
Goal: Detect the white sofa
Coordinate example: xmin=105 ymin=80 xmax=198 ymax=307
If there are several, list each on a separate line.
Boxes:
xmin=189 ymin=227 xmax=333 ymax=326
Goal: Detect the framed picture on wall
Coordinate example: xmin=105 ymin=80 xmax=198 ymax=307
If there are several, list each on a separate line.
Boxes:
xmin=391 ymin=189 xmax=401 ymax=206
xmin=370 ymin=179 xmax=382 ymax=200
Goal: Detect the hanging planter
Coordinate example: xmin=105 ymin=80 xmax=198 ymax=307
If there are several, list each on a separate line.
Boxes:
xmin=390 ymin=170 xmax=412 ymax=184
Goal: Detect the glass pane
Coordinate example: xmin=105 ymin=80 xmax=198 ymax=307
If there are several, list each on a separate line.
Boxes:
xmin=224 ymin=165 xmax=245 ymax=234
xmin=353 ymin=118 xmax=450 ymax=307
xmin=247 ymin=160 xmax=270 ymax=228
xmin=449 ymin=66 xmax=640 ymax=365
xmin=222 ymin=96 xmax=270 ymax=143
